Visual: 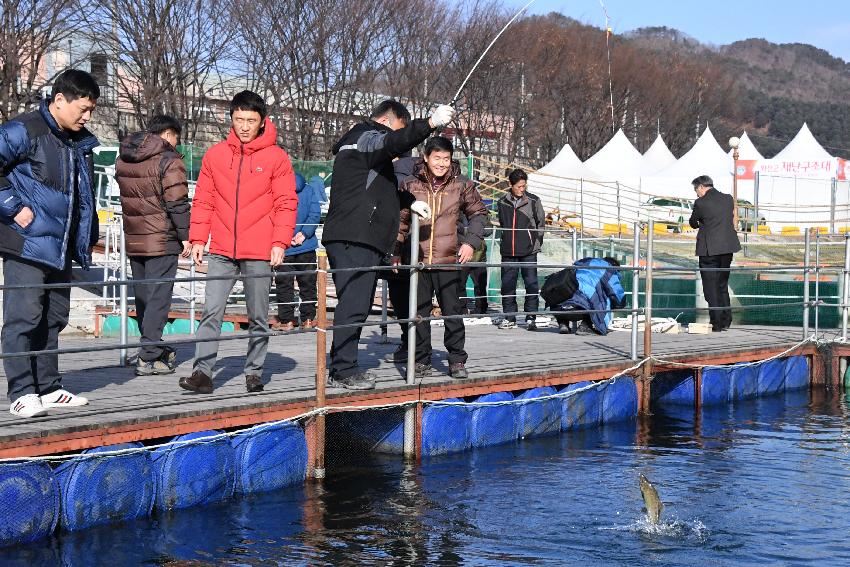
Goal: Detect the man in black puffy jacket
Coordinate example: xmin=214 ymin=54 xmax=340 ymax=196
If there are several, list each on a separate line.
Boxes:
xmin=0 ymin=69 xmax=100 ymax=418
xmin=497 ymin=168 xmax=545 ymax=331
xmin=321 ymin=100 xmax=454 ymax=390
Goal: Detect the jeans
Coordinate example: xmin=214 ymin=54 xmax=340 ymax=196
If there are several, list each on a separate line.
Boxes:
xmin=193 ymin=254 xmax=272 ymax=377
xmin=500 ymin=254 xmax=539 ymax=323
xmin=2 ymin=255 xmax=71 ymax=400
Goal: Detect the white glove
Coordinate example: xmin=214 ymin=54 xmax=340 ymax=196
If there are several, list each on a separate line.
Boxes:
xmin=429 ymin=105 xmax=455 ymax=128
xmin=411 ymin=201 xmax=432 ymax=220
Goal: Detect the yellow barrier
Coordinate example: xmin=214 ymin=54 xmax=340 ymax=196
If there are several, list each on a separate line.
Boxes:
xmin=757 ymin=225 xmax=771 ymax=235
xmin=781 ymin=226 xmax=801 ymax=236
xmin=97 ymin=210 xmax=116 ymax=224
xmin=814 ymin=226 xmax=829 ymax=234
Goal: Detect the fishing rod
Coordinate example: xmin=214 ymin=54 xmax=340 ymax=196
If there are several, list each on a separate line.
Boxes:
xmin=449 ymin=0 xmax=539 ymax=106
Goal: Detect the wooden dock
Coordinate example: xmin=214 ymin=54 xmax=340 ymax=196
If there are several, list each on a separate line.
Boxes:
xmin=0 ymin=322 xmax=825 ymax=458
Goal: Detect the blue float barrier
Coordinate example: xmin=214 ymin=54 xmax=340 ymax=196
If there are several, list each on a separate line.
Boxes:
xmin=651 ymin=371 xmax=695 ymax=406
xmin=600 ymin=378 xmax=638 ymax=423
xmin=516 ymin=387 xmax=560 ymax=439
xmin=232 ymin=422 xmax=307 ymax=495
xmin=729 ymin=364 xmax=758 ymax=400
xmin=152 ymin=430 xmax=235 ymax=511
xmin=423 ymin=398 xmax=471 ymax=456
xmin=55 ymin=442 xmax=153 ymax=531
xmin=0 ymin=462 xmax=59 ymax=547
xmin=701 ymin=367 xmax=731 ymax=406
xmin=784 ymin=355 xmax=809 ymax=390
xmin=561 ymin=382 xmax=601 ymax=430
xmin=169 ymin=318 xmax=199 ymax=334
xmin=757 ymin=359 xmax=785 ymax=396
xmin=470 ymin=392 xmax=518 ymax=448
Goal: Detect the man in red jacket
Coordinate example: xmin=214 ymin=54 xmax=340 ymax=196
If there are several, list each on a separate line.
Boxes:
xmin=184 ymin=91 xmax=297 ymax=394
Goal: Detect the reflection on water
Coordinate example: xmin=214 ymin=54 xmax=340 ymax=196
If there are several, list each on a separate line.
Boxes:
xmin=4 ymin=388 xmax=850 ymax=566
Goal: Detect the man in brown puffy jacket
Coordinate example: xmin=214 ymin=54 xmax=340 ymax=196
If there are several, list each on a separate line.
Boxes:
xmin=115 ymin=115 xmax=191 ymax=376
xmin=396 ymin=136 xmax=487 ymax=380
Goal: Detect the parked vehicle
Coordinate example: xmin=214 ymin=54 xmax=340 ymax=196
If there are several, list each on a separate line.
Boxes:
xmin=641 ymin=196 xmax=693 ymax=232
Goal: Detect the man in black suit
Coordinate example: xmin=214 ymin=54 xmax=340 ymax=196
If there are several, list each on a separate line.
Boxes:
xmin=689 ymin=175 xmax=741 ymax=332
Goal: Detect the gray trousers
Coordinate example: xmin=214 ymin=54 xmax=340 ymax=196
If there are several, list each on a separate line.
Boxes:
xmin=2 ymin=255 xmax=71 ymax=400
xmin=193 ymin=254 xmax=272 ymax=377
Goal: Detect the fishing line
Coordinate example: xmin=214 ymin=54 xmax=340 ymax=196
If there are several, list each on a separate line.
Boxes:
xmin=449 ymin=0 xmax=539 ymax=106
xmin=600 ymin=0 xmax=615 ymax=134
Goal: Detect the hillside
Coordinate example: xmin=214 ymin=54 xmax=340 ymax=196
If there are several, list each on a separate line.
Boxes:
xmin=627 ymin=28 xmax=850 ymax=159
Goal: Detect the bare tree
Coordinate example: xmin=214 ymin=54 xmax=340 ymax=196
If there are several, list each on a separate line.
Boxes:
xmin=0 ymin=0 xmax=82 ymax=119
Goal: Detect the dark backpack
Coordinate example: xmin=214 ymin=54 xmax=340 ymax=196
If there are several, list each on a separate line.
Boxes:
xmin=540 ymin=267 xmax=578 ymax=308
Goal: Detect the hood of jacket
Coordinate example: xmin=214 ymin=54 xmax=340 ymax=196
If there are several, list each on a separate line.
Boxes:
xmin=295 ymin=172 xmax=306 ymax=194
xmin=119 ymin=131 xmax=175 ymax=163
xmin=226 ymin=117 xmax=279 ymax=156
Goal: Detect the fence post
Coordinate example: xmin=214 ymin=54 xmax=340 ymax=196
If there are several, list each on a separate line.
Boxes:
xmin=616 ymin=181 xmax=621 ymax=238
xmin=103 ymin=221 xmax=111 ymax=305
xmin=643 ymin=221 xmax=654 ymax=364
xmin=630 ymin=222 xmax=641 ymax=361
xmin=843 ymin=233 xmax=849 ymax=342
xmin=571 ymin=227 xmax=578 ymax=263
xmin=803 ymin=229 xmax=811 ymax=339
xmin=579 ymin=179 xmax=584 ymax=241
xmin=313 ymin=250 xmax=328 ymax=479
xmin=404 ymin=213 xmax=421 ymax=459
xmin=467 ymin=151 xmax=474 ymax=180
xmin=753 ymin=171 xmax=760 ymax=227
xmin=189 ymin=263 xmax=196 ymax=334
xmin=608 ymin=235 xmax=615 ymax=259
xmin=831 ymin=178 xmax=837 ymax=235
xmin=119 ymin=226 xmax=128 ymax=366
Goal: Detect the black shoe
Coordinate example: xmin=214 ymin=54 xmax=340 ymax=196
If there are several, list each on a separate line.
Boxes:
xmin=384 ymin=344 xmax=408 ymax=363
xmin=449 ymin=362 xmax=469 ymax=379
xmin=558 ymin=323 xmax=572 ymax=334
xmin=712 ymin=326 xmax=723 ymax=332
xmin=245 ymin=374 xmax=264 ymax=392
xmin=180 ymin=370 xmax=214 ymax=394
xmin=526 ymin=320 xmax=537 ymax=332
xmin=327 ymin=372 xmax=376 ymax=390
xmin=414 ymin=362 xmax=432 ymax=379
xmin=575 ymin=321 xmax=596 ymax=336
xmin=161 ymin=346 xmax=177 ymax=365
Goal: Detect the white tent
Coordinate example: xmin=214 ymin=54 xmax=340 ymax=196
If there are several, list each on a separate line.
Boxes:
xmin=773 ymin=123 xmax=833 ymax=162
xmin=645 ymin=126 xmax=735 ymax=200
xmin=584 ymin=129 xmax=649 ymax=178
xmin=643 ymin=134 xmax=677 ymax=174
xmin=527 ymin=143 xmax=602 ymax=224
xmin=729 ymin=131 xmax=764 ymax=161
xmin=536 ymin=143 xmax=599 ymax=178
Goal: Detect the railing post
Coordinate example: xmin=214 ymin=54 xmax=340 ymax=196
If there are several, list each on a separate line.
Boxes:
xmin=103 ymin=221 xmax=111 ymax=305
xmin=404 ymin=213 xmax=421 ymax=459
xmin=842 ymin=233 xmax=849 ymax=342
xmin=643 ymin=221 xmax=654 ymax=364
xmin=803 ymin=229 xmax=811 ymax=339
xmin=814 ymin=231 xmax=821 ymax=337
xmin=608 ymin=235 xmax=615 ymax=259
xmin=119 ymin=226 xmax=128 ymax=366
xmin=616 ymin=181 xmax=621 ymax=237
xmin=830 ymin=178 xmax=837 ymax=235
xmin=753 ymin=171 xmax=760 ymax=228
xmin=379 ymin=278 xmax=389 ymax=344
xmin=189 ymin=263 xmax=196 ymax=334
xmin=313 ymin=250 xmax=328 ymax=479
xmin=630 ymin=222 xmax=640 ymax=361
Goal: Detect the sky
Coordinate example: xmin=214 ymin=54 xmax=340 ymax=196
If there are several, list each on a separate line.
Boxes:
xmin=515 ymin=0 xmax=850 ymax=61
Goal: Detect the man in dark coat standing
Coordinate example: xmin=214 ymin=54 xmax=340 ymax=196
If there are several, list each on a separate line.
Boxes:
xmin=321 ymin=100 xmax=454 ymax=390
xmin=689 ymin=175 xmax=741 ymax=332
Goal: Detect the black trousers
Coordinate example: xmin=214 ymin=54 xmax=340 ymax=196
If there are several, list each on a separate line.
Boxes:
xmin=458 ymin=264 xmax=488 ymax=314
xmin=384 ymin=272 xmax=410 ymax=346
xmin=326 ymin=242 xmax=382 ymax=378
xmin=416 ymin=269 xmax=467 ymax=365
xmin=500 ymin=254 xmax=539 ymax=322
xmin=274 ymin=250 xmax=318 ymax=322
xmin=699 ymin=253 xmax=733 ymax=330
xmin=129 ymin=255 xmax=178 ymax=362
xmin=2 ymin=255 xmax=71 ymax=400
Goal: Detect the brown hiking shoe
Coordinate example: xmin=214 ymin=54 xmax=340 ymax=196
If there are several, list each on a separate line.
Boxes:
xmin=301 ymin=319 xmax=316 ymax=329
xmin=179 ymin=370 xmax=214 ymax=394
xmin=272 ymin=321 xmax=296 ymax=331
xmin=245 ymin=374 xmax=263 ymax=392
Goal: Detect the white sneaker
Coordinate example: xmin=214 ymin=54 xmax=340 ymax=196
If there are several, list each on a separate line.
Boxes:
xmin=40 ymin=389 xmax=89 ymax=408
xmin=498 ymin=319 xmax=517 ymax=330
xmin=10 ymin=394 xmax=48 ymax=418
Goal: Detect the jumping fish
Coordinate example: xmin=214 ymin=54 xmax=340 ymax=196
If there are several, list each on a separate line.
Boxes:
xmin=638 ymin=473 xmax=663 ymax=524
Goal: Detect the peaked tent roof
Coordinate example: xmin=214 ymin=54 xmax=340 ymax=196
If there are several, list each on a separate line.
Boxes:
xmin=773 ymin=123 xmax=833 ymax=161
xmin=584 ymin=129 xmax=648 ymax=177
xmin=537 ymin=142 xmax=600 ymax=179
xmin=728 ymin=131 xmax=764 ymax=161
xmin=654 ymin=125 xmax=730 ymax=180
xmin=642 ymin=134 xmax=677 ymax=174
